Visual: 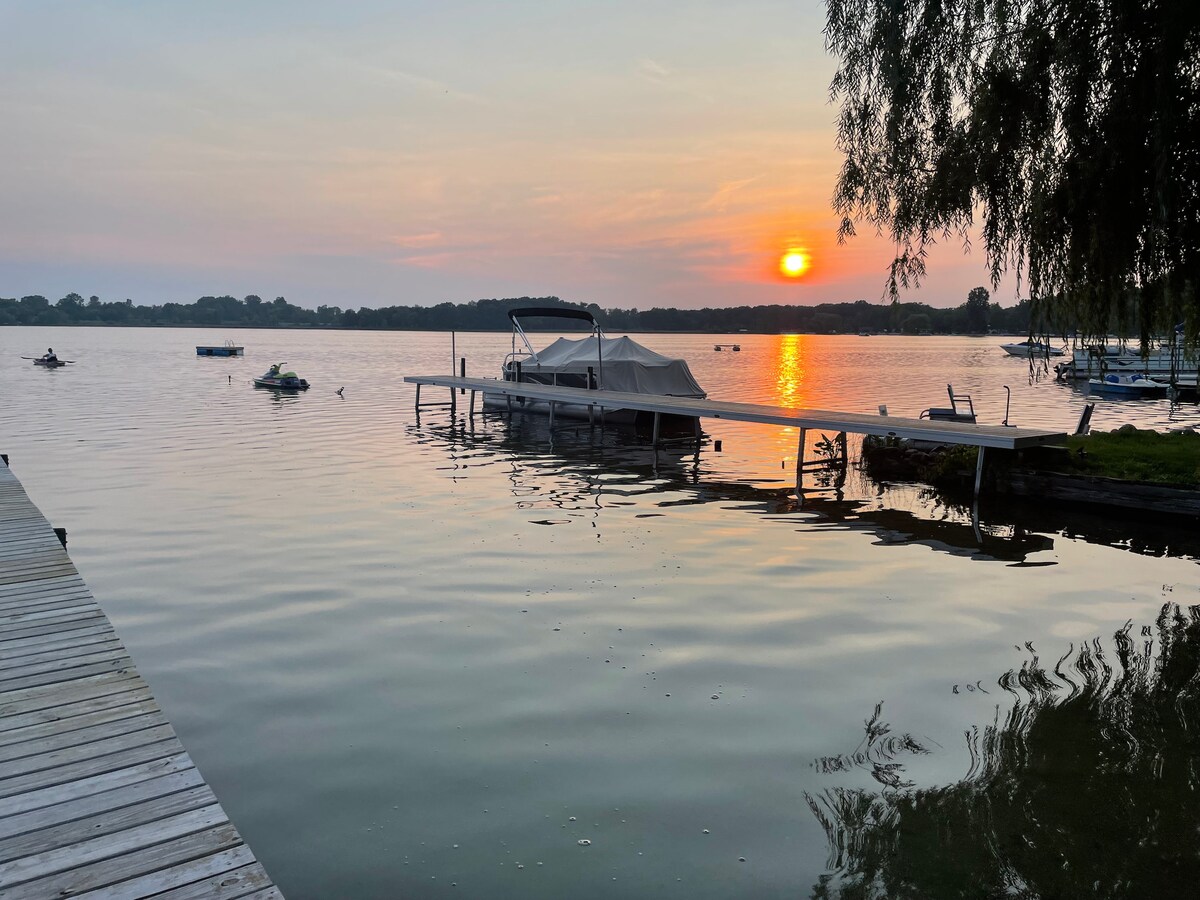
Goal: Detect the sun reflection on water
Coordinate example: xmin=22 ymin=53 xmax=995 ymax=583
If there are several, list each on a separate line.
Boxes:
xmin=775 ymin=334 xmax=807 ymax=408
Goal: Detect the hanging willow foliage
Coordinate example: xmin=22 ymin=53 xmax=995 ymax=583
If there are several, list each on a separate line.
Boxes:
xmin=825 ymin=0 xmax=1200 ymax=348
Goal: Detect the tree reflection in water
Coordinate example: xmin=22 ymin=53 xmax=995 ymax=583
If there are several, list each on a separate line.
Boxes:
xmin=808 ymin=604 xmax=1200 ymax=899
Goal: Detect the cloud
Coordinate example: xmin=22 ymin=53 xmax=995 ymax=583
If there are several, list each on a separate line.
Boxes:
xmin=701 ymin=176 xmax=762 ymax=212
xmin=638 ymin=59 xmax=671 ymax=81
xmin=390 ymin=232 xmax=444 ymax=248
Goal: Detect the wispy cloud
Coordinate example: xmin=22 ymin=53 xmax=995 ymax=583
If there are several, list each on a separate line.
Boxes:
xmin=390 ymin=232 xmax=443 ymax=248
xmin=701 ymin=176 xmax=762 ymax=212
xmin=638 ymin=58 xmax=671 ymax=81
xmin=349 ymin=61 xmax=487 ymax=105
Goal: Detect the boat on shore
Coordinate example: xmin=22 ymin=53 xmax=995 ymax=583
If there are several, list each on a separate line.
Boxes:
xmin=999 ymin=340 xmax=1065 ymax=357
xmin=254 ymin=363 xmax=309 ymax=391
xmin=483 ymin=308 xmax=706 ymax=424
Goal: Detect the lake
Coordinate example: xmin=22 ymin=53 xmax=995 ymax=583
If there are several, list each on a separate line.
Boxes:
xmin=2 ymin=326 xmax=1199 ymax=898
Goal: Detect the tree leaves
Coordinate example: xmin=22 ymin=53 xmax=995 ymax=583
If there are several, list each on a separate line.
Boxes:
xmin=826 ymin=0 xmax=1200 ymax=348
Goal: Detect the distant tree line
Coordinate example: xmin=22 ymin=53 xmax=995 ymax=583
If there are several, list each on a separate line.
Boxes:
xmin=0 ymin=290 xmax=1036 ymax=335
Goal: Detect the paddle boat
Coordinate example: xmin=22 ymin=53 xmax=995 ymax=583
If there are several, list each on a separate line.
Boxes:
xmin=25 ymin=349 xmax=72 ymax=368
xmin=1087 ymin=373 xmax=1169 ymax=397
xmin=254 ymin=363 xmax=309 ymax=391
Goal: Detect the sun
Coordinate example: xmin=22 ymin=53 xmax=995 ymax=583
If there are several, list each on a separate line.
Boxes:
xmin=779 ymin=250 xmax=809 ymax=278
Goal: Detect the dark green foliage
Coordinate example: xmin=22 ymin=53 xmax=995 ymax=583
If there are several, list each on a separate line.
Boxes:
xmin=825 ymin=0 xmax=1200 ymax=348
xmin=964 ymin=286 xmax=990 ymax=333
xmin=0 ymin=293 xmax=1035 ymax=333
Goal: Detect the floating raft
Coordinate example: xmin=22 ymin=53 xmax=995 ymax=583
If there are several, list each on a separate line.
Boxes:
xmin=196 ymin=344 xmax=244 ymax=357
xmin=0 ymin=459 xmax=282 ymax=900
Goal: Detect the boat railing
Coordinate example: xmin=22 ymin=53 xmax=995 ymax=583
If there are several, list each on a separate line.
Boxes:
xmin=502 ymin=350 xmax=535 ymax=380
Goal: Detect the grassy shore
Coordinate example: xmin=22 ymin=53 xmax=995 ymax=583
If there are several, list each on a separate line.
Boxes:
xmin=1058 ymin=428 xmax=1200 ymax=486
xmin=863 ymin=427 xmax=1200 ymax=490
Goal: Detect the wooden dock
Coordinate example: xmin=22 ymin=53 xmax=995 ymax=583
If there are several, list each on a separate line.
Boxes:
xmin=0 ymin=460 xmax=282 ymax=900
xmin=405 ymin=375 xmax=1068 ymax=497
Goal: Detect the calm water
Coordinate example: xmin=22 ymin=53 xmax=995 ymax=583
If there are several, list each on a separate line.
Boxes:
xmin=2 ymin=327 xmax=1199 ymax=898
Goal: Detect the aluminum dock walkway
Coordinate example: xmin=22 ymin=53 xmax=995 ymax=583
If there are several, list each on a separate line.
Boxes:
xmin=404 ymin=376 xmax=1066 ymax=449
xmin=404 ymin=376 xmax=1068 ymax=495
xmin=0 ymin=459 xmax=282 ymax=900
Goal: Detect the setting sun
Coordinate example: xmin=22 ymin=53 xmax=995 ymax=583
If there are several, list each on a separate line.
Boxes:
xmin=780 ymin=250 xmax=809 ymax=277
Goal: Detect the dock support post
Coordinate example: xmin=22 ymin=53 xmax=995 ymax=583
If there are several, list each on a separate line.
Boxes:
xmin=974 ymin=446 xmax=986 ymax=497
xmin=469 ymin=390 xmax=476 ymax=417
xmin=652 ymin=412 xmax=662 ymax=447
xmin=550 ymin=401 xmax=556 ymax=429
xmin=415 ymin=383 xmax=421 ymax=412
xmin=795 ymin=427 xmax=807 ymax=495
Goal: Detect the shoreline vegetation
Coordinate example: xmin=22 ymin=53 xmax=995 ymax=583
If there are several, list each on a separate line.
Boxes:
xmin=1 ymin=292 xmax=1029 ymax=335
xmin=862 ymin=429 xmax=1200 ymax=516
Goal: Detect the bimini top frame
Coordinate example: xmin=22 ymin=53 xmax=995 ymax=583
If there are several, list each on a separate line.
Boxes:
xmin=507 ymin=307 xmax=606 ymax=387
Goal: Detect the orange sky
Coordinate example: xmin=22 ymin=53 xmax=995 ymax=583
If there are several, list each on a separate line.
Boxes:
xmin=0 ymin=1 xmax=1015 ymax=310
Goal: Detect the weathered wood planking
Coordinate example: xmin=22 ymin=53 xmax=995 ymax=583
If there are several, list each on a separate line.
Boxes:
xmin=0 ymin=461 xmax=283 ymax=899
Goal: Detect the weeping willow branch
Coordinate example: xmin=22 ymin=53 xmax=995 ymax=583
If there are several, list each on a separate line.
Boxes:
xmin=825 ymin=0 xmax=1200 ymax=349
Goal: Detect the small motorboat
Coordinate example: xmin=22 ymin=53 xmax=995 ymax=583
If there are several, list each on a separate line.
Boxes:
xmin=1087 ymin=373 xmax=1168 ymax=397
xmin=999 ymin=340 xmax=1066 ymax=357
xmin=254 ymin=363 xmax=309 ymax=391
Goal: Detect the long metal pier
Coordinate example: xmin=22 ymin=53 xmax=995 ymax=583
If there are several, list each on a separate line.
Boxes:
xmin=0 ymin=459 xmax=283 ymax=900
xmin=404 ymin=375 xmax=1068 ymax=495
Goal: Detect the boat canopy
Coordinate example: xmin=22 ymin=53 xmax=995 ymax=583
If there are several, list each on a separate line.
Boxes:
xmin=507 ymin=307 xmax=597 ymax=326
xmin=527 ymin=335 xmax=706 ymax=398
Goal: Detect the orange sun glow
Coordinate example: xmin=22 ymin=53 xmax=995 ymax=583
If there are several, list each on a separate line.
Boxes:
xmin=779 ymin=250 xmax=809 ymax=278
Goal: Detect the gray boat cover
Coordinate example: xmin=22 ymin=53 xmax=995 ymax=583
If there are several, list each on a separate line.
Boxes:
xmin=527 ymin=335 xmax=706 ymax=397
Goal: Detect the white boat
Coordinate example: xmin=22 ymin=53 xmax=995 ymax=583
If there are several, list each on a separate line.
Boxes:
xmin=1055 ymin=339 xmax=1198 ymax=380
xmin=484 ymin=308 xmax=706 ymax=423
xmin=1087 ymin=373 xmax=1169 ymax=397
xmin=999 ymin=340 xmax=1065 ymax=357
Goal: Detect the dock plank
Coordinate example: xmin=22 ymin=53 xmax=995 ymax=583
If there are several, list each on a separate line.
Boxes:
xmin=0 ymin=462 xmax=283 ymax=898
xmin=405 ymin=374 xmax=1070 ymax=449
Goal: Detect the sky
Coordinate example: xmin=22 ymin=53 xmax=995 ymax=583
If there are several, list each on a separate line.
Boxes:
xmin=0 ymin=1 xmax=1016 ymax=311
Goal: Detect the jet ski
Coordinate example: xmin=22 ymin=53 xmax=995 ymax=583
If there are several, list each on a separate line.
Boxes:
xmin=254 ymin=363 xmax=309 ymax=390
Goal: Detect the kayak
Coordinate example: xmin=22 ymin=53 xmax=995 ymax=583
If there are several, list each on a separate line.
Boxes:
xmin=33 ymin=359 xmax=68 ymax=368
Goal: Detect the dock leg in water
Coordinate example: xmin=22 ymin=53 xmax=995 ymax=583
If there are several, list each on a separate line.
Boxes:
xmin=974 ymin=446 xmax=986 ymax=497
xmin=795 ymin=427 xmax=807 ymax=499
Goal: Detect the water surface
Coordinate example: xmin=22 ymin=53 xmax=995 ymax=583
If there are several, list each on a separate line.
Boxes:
xmin=2 ymin=327 xmax=1198 ymax=898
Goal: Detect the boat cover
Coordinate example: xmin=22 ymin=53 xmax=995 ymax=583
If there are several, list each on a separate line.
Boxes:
xmin=526 ymin=336 xmax=706 ymax=397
